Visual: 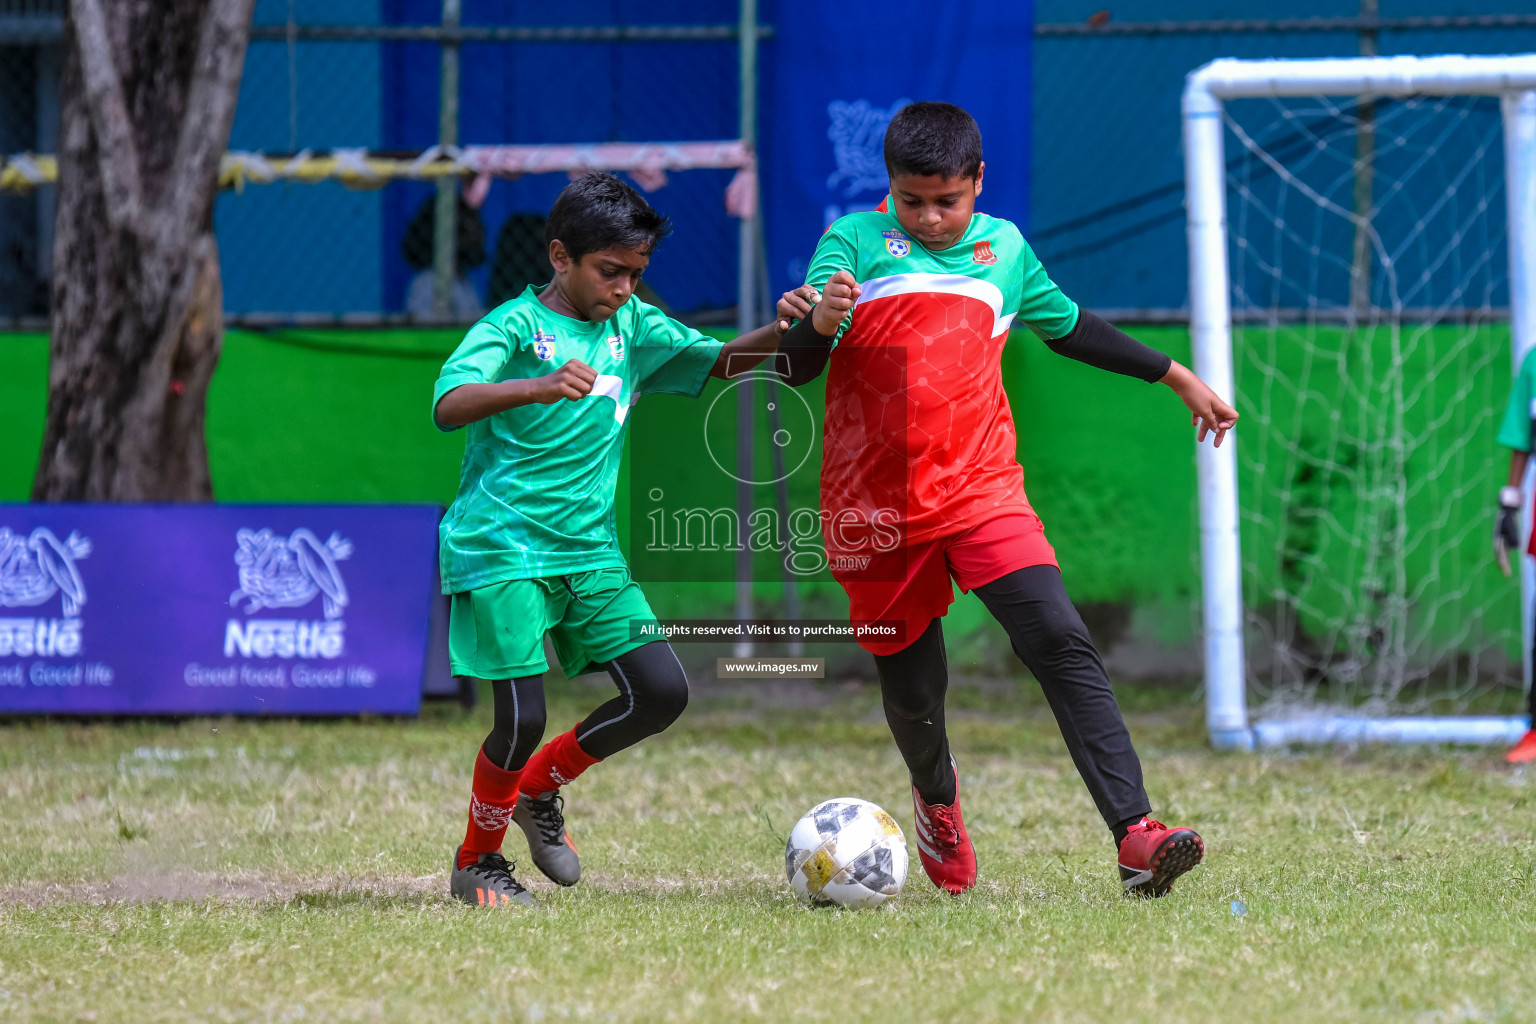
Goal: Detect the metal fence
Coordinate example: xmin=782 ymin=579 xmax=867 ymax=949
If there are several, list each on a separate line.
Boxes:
xmin=0 ymin=0 xmax=763 ymax=326
xmin=5 ymin=2 xmax=1536 ymax=325
xmin=0 ymin=0 xmax=59 ymax=321
xmin=1030 ymin=1 xmax=1536 ymax=316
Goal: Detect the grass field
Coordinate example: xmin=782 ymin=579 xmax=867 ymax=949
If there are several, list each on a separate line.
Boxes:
xmin=3 ymin=676 xmax=1534 ymax=1023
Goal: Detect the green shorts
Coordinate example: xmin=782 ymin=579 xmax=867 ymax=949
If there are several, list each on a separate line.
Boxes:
xmin=448 ymin=567 xmax=663 ymax=680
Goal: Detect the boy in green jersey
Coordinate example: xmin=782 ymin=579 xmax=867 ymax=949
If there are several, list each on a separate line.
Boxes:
xmin=775 ymin=102 xmax=1237 ymax=897
xmin=434 ymin=173 xmax=799 ymax=907
xmin=1492 ymin=343 xmax=1536 ymax=763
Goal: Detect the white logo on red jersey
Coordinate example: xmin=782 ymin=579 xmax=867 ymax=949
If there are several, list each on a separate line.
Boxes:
xmin=854 ymin=273 xmax=1016 ymax=338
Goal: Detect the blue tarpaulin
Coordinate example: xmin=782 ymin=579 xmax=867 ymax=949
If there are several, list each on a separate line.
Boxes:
xmin=760 ymin=0 xmax=1035 ymax=302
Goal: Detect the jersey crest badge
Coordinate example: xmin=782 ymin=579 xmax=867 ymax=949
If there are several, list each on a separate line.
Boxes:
xmin=973 ymin=241 xmax=998 ymax=265
xmin=882 ymin=229 xmax=911 ymax=258
xmin=606 ymin=334 xmax=625 ymax=362
xmin=532 ymin=330 xmax=557 ymax=361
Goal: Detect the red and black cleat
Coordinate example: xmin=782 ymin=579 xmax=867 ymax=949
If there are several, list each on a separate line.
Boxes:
xmin=1506 ymin=729 xmax=1536 ymax=765
xmin=911 ymin=761 xmax=978 ymax=895
xmin=1117 ymin=818 xmax=1204 ymax=897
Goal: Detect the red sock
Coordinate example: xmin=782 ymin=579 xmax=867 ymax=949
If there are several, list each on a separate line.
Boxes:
xmin=458 ymin=748 xmax=521 ymax=870
xmin=518 ymin=727 xmax=601 ymax=797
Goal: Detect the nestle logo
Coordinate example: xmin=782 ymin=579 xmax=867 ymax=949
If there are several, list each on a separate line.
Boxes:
xmin=224 ymin=619 xmax=345 ymax=659
xmin=230 ymin=528 xmax=351 ymax=620
xmin=0 ymin=617 xmax=82 ymax=658
xmin=0 ymin=527 xmax=90 ymax=616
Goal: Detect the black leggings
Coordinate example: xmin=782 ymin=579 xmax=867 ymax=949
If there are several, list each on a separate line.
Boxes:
xmin=480 ymin=640 xmax=690 ymax=770
xmin=874 ymin=565 xmax=1151 ymax=832
xmin=1529 ymin=633 xmax=1536 ymax=723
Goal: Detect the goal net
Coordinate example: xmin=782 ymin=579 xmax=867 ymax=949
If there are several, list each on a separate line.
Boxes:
xmin=1184 ymin=55 xmax=1536 ymax=748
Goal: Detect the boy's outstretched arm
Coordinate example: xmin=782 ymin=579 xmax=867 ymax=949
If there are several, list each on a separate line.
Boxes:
xmin=1495 ymin=450 xmax=1529 ymax=576
xmin=708 ymin=320 xmax=791 ymax=380
xmin=1159 ymin=359 xmax=1239 ymax=448
xmin=1493 ymin=356 xmax=1536 ymax=576
xmin=774 ymin=283 xmax=829 ymax=387
xmin=1045 ymin=309 xmax=1237 ymax=447
xmin=434 ymin=359 xmax=598 ymax=428
xmin=763 ymin=272 xmax=862 ymax=387
xmin=709 ymin=271 xmax=861 ymax=381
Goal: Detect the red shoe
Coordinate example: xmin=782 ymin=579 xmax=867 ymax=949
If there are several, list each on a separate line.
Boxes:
xmin=1118 ymin=818 xmax=1204 ymax=897
xmin=1507 ymin=729 xmax=1536 ymax=764
xmin=911 ymin=761 xmax=977 ymax=895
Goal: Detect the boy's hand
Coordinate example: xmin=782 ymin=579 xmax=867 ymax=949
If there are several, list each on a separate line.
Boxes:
xmin=1163 ymin=362 xmax=1238 ymax=447
xmin=1495 ymin=486 xmax=1523 ymax=577
xmin=777 ymin=284 xmax=820 ymax=332
xmin=811 ymin=271 xmax=861 ymax=336
xmin=532 ymin=359 xmax=597 ymax=403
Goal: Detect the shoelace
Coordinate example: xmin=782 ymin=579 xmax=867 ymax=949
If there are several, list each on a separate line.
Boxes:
xmin=469 ymin=851 xmax=528 ymax=892
xmin=926 ymin=804 xmax=960 ymax=849
xmin=526 ymin=793 xmax=567 ymax=846
xmin=1138 ymin=818 xmax=1168 ymax=835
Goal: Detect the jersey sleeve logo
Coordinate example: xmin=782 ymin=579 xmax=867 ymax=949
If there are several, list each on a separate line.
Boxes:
xmin=882 ymin=229 xmax=911 ymax=258
xmin=972 ymin=241 xmax=998 ymax=265
xmin=532 ymin=330 xmax=557 ymax=361
xmin=606 ymin=334 xmax=625 ymax=362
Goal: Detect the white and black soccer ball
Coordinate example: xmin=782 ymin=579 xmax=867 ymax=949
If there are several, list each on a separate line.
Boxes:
xmin=784 ymin=797 xmax=908 ymax=908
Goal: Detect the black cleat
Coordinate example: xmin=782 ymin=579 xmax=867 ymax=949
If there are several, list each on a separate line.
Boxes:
xmin=449 ymin=847 xmax=535 ymax=907
xmin=513 ymin=790 xmax=582 ymax=886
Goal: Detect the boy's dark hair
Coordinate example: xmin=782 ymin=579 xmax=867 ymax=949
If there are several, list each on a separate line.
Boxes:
xmin=883 ymin=102 xmax=983 ymax=181
xmin=545 ymin=172 xmax=671 ymax=262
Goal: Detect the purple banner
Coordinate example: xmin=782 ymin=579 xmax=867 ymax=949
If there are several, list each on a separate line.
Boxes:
xmin=0 ymin=505 xmax=439 ymax=716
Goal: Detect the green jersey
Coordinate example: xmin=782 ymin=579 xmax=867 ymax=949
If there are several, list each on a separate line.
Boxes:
xmin=433 ymin=285 xmax=724 ymax=592
xmin=1498 ymin=345 xmax=1536 ymax=452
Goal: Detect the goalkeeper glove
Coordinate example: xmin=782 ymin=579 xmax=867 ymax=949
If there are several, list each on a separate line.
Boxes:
xmin=1495 ymin=485 xmax=1523 ymax=577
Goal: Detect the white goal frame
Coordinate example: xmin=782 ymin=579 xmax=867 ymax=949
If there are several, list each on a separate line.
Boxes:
xmin=1184 ymin=54 xmax=1536 ymax=749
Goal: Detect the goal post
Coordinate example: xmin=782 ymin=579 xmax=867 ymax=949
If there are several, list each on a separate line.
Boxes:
xmin=1183 ymin=54 xmax=1536 ymax=749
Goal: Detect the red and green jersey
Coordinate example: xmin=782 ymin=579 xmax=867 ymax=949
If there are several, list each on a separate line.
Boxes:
xmin=804 ymin=199 xmax=1079 ymax=551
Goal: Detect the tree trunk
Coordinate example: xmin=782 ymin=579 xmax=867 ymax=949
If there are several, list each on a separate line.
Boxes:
xmin=33 ymin=0 xmax=255 ymax=501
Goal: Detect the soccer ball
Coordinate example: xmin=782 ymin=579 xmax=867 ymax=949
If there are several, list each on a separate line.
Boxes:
xmin=784 ymin=797 xmax=908 ymax=908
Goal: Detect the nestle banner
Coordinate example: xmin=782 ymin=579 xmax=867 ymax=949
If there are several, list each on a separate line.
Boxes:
xmin=0 ymin=505 xmax=438 ymax=716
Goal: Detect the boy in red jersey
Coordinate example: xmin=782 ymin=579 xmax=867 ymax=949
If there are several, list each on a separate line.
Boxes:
xmin=776 ymin=102 xmax=1237 ymax=896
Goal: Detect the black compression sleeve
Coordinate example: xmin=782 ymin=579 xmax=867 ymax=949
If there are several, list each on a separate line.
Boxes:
xmin=778 ymin=315 xmax=836 ymax=387
xmin=1044 ymin=309 xmax=1172 ymax=383
xmin=481 ymin=676 xmax=548 ymax=771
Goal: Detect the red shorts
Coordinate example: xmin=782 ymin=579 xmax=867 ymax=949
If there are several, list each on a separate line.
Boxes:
xmin=831 ymin=511 xmax=1058 ymax=656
